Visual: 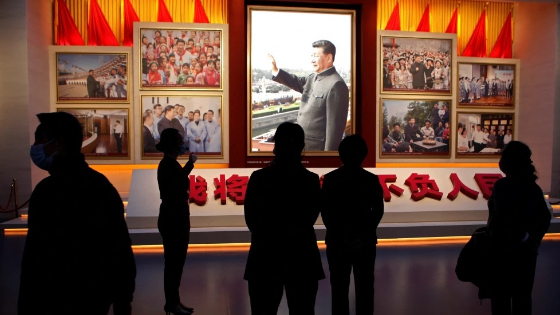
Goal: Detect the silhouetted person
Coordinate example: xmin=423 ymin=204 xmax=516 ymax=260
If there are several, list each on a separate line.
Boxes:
xmin=488 ymin=141 xmax=551 ymax=314
xmin=244 ymin=122 xmax=325 ymax=314
xmin=19 ymin=112 xmax=136 ymax=315
xmin=87 ymin=69 xmax=97 ymax=97
xmin=156 ymin=128 xmax=197 ymax=315
xmin=321 ymin=135 xmax=384 ymax=315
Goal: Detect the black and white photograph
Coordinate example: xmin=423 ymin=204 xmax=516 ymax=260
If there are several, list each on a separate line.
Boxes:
xmin=141 ymin=95 xmax=223 ymax=158
xmin=380 ymin=99 xmax=451 ymax=158
xmin=458 ymin=63 xmax=515 ymax=108
xmin=139 ymin=28 xmax=222 ymax=89
xmin=248 ymin=7 xmax=355 ymax=154
xmin=456 ymin=113 xmax=514 ymax=157
xmin=381 ymin=36 xmax=452 ymax=95
xmin=56 ymin=53 xmax=128 ymax=102
xmin=57 ymin=108 xmax=130 ymax=158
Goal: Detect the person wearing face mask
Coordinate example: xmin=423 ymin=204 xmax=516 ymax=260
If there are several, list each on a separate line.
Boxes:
xmin=156 ymin=128 xmax=198 ymax=315
xmin=20 ymin=112 xmax=136 ymax=315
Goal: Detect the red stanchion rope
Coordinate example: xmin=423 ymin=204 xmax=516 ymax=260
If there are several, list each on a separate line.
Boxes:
xmin=0 ymin=186 xmax=14 ymax=212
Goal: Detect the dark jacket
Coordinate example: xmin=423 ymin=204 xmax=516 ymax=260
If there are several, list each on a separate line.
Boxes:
xmin=321 ymin=166 xmax=384 ymax=245
xmin=18 ymin=154 xmax=136 ymax=314
xmin=244 ymin=163 xmax=325 ymax=281
xmin=157 ymin=117 xmax=185 ymax=138
xmin=273 ymin=67 xmax=349 ymax=151
xmin=143 ymin=125 xmax=157 ymax=153
xmin=488 ymin=177 xmax=551 ymax=250
xmin=404 ymin=123 xmax=422 ymax=142
xmin=410 ymin=62 xmax=426 ymax=87
xmin=87 ymin=74 xmax=97 ymax=97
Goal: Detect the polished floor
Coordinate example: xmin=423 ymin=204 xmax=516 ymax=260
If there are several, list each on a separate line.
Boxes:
xmin=1 ymin=233 xmax=560 ymax=315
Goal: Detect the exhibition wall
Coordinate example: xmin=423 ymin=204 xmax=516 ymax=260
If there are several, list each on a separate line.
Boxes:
xmin=0 ymin=0 xmax=559 ymax=219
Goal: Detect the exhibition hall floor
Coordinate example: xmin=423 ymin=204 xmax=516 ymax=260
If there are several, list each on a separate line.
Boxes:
xmin=2 ymin=233 xmax=560 ymax=315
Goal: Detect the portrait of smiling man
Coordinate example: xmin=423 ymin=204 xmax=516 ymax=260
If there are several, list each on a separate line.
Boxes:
xmin=269 ymin=40 xmax=350 ymax=151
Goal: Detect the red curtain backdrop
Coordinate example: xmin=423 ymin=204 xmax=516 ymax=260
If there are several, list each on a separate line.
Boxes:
xmin=158 ymin=0 xmax=174 ymax=22
xmin=416 ymin=3 xmax=430 ymax=32
xmin=489 ymin=12 xmax=513 ymax=58
xmin=123 ymin=0 xmax=140 ymax=46
xmin=194 ymin=0 xmax=210 ymax=23
xmin=462 ymin=10 xmax=486 ymax=57
xmin=56 ymin=0 xmax=84 ymax=45
xmin=88 ymin=0 xmax=119 ymax=46
xmin=445 ymin=7 xmax=458 ymax=34
xmin=385 ymin=2 xmax=401 ymax=30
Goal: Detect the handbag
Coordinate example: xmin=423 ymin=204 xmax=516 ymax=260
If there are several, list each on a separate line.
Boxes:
xmin=456 ymin=227 xmax=493 ymax=300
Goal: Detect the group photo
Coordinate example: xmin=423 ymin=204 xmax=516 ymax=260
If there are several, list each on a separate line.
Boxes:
xmin=139 ymin=28 xmax=222 ymax=89
xmin=56 ymin=53 xmax=128 ymax=102
xmin=458 ymin=63 xmax=515 ymax=107
xmin=456 ymin=113 xmax=514 ymax=156
xmin=381 ymin=36 xmax=452 ymax=94
xmin=381 ymin=99 xmax=451 ymax=157
xmin=57 ymin=108 xmax=129 ymax=157
xmin=248 ymin=8 xmax=354 ymax=153
xmin=141 ymin=95 xmax=223 ymax=158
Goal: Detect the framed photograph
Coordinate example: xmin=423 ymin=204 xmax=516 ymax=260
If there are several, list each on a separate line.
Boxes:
xmin=56 ymin=108 xmax=130 ymax=159
xmin=56 ymin=52 xmax=129 ymax=103
xmin=457 ymin=59 xmax=518 ymax=108
xmin=380 ymin=32 xmax=455 ymax=95
xmin=456 ymin=112 xmax=515 ymax=157
xmin=140 ymin=95 xmax=223 ymax=159
xmin=247 ymin=6 xmax=356 ymax=156
xmin=380 ymin=98 xmax=452 ymax=158
xmin=138 ymin=27 xmax=224 ymax=90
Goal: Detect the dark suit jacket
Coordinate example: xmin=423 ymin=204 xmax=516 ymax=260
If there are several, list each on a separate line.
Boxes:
xmin=404 ymin=123 xmax=422 ymax=142
xmin=87 ymin=75 xmax=97 ymax=97
xmin=321 ymin=166 xmax=384 ymax=245
xmin=410 ymin=62 xmax=426 ymax=87
xmin=143 ymin=125 xmax=157 ymax=153
xmin=244 ymin=163 xmax=325 ymax=281
xmin=273 ymin=67 xmax=349 ymax=151
xmin=157 ymin=117 xmax=184 ymax=138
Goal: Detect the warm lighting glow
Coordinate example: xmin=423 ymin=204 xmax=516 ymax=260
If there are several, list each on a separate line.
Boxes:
xmin=21 ymin=214 xmax=28 ymax=218
xmin=3 ymin=228 xmax=28 ymax=235
xmin=376 ymin=163 xmax=498 ymax=168
xmin=90 ymin=164 xmax=229 ymax=172
xmin=545 ymin=195 xmax=550 ymax=200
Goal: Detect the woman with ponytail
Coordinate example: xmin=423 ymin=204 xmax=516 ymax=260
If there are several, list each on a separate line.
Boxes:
xmin=488 ymin=141 xmax=551 ymax=314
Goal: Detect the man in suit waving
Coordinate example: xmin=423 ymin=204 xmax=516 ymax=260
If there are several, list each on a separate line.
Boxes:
xmin=269 ymin=40 xmax=349 ymax=151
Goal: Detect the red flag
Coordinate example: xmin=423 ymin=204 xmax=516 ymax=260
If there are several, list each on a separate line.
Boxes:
xmin=489 ymin=12 xmax=513 ymax=58
xmin=123 ymin=0 xmax=140 ymax=46
xmin=194 ymin=0 xmax=210 ymax=23
xmin=416 ymin=4 xmax=430 ymax=32
xmin=462 ymin=10 xmax=486 ymax=57
xmin=88 ymin=0 xmax=119 ymax=46
xmin=56 ymin=0 xmax=84 ymax=45
xmin=445 ymin=7 xmax=458 ymax=34
xmin=158 ymin=0 xmax=173 ymax=22
xmin=385 ymin=2 xmax=401 ymax=31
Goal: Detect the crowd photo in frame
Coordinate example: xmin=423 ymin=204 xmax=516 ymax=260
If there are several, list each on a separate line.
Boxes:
xmin=57 ymin=108 xmax=130 ymax=158
xmin=456 ymin=112 xmax=514 ymax=157
xmin=139 ymin=28 xmax=223 ymax=90
xmin=56 ymin=53 xmax=129 ymax=102
xmin=247 ymin=6 xmax=356 ymax=156
xmin=380 ymin=98 xmax=452 ymax=158
xmin=458 ymin=62 xmax=516 ymax=108
xmin=380 ymin=34 xmax=453 ymax=95
xmin=141 ymin=95 xmax=223 ymax=159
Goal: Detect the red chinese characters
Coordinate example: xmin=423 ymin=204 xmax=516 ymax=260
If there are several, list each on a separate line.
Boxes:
xmin=474 ymin=173 xmax=503 ymax=200
xmin=189 ymin=175 xmax=208 ymax=206
xmin=404 ymin=173 xmax=444 ymax=201
xmin=447 ymin=173 xmax=479 ymax=201
xmin=377 ymin=174 xmax=405 ymax=202
xmin=214 ymin=174 xmax=249 ymax=205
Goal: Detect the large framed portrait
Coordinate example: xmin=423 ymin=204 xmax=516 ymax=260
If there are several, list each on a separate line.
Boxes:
xmin=457 ymin=57 xmax=519 ymax=108
xmin=456 ymin=112 xmax=514 ymax=158
xmin=247 ymin=6 xmax=356 ymax=156
xmin=380 ymin=98 xmax=452 ymax=158
xmin=379 ymin=31 xmax=456 ymax=95
xmin=55 ymin=52 xmax=129 ymax=103
xmin=137 ymin=25 xmax=225 ymax=90
xmin=140 ymin=95 xmax=223 ymax=159
xmin=56 ymin=108 xmax=130 ymax=159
